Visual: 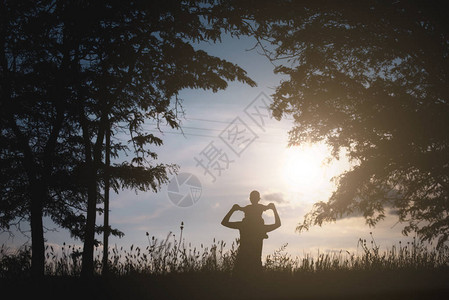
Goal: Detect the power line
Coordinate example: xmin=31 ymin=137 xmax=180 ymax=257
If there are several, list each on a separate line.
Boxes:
xmin=182 ymin=126 xmax=223 ymax=132
xmin=180 ymin=125 xmax=289 ymax=139
xmin=184 ymin=117 xmax=293 ymax=130
xmin=185 ymin=117 xmax=232 ymax=124
xmin=147 ymin=117 xmax=293 ymax=133
xmin=145 ymin=129 xmax=287 ymax=144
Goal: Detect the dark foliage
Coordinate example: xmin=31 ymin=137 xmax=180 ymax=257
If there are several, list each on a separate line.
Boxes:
xmin=0 ymin=0 xmax=256 ymax=277
xmin=245 ymin=0 xmax=449 ymax=246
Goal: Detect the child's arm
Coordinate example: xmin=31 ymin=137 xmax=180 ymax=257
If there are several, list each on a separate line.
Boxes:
xmin=260 ymin=203 xmax=269 ymax=211
xmin=264 ymin=203 xmax=281 ymax=232
xmin=221 ymin=204 xmax=242 ymax=229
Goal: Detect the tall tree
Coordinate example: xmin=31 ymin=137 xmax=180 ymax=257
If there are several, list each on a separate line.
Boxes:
xmin=0 ymin=0 xmax=88 ymax=277
xmin=248 ymin=0 xmax=449 ymax=246
xmin=70 ymin=0 xmax=256 ymax=277
xmin=1 ymin=0 xmax=256 ymax=278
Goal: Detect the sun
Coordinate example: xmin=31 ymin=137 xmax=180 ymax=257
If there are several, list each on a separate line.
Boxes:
xmin=281 ymin=143 xmax=331 ymax=194
xmin=278 ymin=142 xmax=352 ymax=206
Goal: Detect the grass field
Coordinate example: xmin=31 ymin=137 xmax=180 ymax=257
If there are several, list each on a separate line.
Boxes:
xmin=2 ymin=233 xmax=449 ymax=299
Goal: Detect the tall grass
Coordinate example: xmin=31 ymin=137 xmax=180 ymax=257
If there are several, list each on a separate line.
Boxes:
xmin=1 ymin=231 xmax=448 ymax=278
xmin=265 ymin=233 xmax=449 ymax=274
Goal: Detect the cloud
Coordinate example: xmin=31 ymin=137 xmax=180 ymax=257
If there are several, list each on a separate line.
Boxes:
xmin=263 ymin=192 xmax=285 ymax=204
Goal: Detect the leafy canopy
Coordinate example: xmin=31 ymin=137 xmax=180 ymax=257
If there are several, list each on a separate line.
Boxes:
xmin=0 ymin=0 xmax=256 ymax=239
xmin=249 ymin=0 xmax=449 ymax=246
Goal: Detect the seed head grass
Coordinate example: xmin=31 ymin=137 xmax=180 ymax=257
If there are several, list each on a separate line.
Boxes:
xmin=1 ymin=230 xmax=448 ymax=278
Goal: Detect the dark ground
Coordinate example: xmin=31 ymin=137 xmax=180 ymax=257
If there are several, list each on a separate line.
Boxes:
xmin=2 ymin=269 xmax=449 ymax=300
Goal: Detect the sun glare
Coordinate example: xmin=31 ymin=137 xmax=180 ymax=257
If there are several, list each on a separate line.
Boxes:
xmin=281 ymin=143 xmax=334 ymax=201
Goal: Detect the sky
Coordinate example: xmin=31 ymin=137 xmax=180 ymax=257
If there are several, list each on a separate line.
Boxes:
xmin=0 ymin=34 xmax=416 ymax=259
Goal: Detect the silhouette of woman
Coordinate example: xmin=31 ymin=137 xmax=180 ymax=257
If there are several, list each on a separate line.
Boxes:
xmin=221 ymin=190 xmax=281 ymax=275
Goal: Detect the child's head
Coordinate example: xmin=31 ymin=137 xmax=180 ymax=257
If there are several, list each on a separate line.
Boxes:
xmin=249 ymin=190 xmax=260 ymax=205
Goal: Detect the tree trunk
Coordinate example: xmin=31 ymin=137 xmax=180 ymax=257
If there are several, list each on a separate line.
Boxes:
xmin=81 ymin=165 xmax=97 ymax=278
xmin=79 ymin=106 xmax=96 ymax=277
xmin=30 ymin=182 xmax=45 ymax=278
xmin=102 ymin=123 xmax=110 ymax=276
xmin=80 ymin=110 xmax=107 ymax=277
xmin=7 ymin=119 xmax=47 ymax=279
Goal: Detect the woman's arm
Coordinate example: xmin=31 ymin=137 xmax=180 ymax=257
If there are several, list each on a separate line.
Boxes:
xmin=221 ymin=204 xmax=242 ymax=229
xmin=264 ymin=203 xmax=281 ymax=233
